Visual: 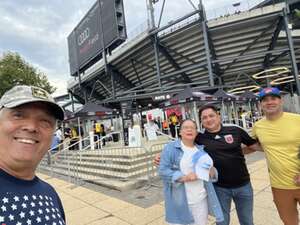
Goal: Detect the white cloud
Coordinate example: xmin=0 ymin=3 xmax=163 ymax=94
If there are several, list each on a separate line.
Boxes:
xmin=0 ymin=0 xmax=248 ymax=96
xmin=51 ymin=78 xmax=68 ymax=97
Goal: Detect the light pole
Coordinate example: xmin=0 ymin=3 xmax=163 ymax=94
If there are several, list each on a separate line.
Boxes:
xmin=147 ymin=0 xmax=157 ymax=29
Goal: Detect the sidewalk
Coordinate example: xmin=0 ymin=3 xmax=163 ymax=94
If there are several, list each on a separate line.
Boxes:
xmin=38 ymin=157 xmax=282 ymax=225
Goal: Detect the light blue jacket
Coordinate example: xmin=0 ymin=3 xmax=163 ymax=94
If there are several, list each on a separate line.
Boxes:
xmin=159 ymin=139 xmax=224 ymax=224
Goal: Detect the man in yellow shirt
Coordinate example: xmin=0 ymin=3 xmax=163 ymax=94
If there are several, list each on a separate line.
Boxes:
xmin=252 ymin=87 xmax=300 ymax=225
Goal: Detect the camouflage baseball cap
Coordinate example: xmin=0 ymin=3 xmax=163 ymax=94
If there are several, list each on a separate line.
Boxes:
xmin=0 ymin=85 xmax=64 ymax=120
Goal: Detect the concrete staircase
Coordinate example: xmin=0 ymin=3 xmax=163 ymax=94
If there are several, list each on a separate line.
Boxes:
xmin=38 ymin=142 xmax=166 ymax=191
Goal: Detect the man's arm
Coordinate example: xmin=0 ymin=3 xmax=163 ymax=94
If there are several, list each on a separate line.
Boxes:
xmin=242 ymin=142 xmax=263 ymax=154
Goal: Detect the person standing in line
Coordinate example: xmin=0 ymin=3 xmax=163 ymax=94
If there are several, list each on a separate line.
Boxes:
xmin=100 ymin=123 xmax=106 ymax=146
xmin=159 ymin=119 xmax=223 ymax=225
xmin=169 ymin=113 xmax=179 ymax=138
xmin=252 ymin=87 xmax=300 ymax=225
xmin=0 ymin=85 xmax=66 ymax=224
xmin=55 ymin=126 xmax=63 ymax=150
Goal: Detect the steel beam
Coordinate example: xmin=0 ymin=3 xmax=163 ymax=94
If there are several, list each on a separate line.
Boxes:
xmin=69 ymin=89 xmax=85 ymax=105
xmin=85 ymin=85 xmax=105 ymax=102
xmin=121 ymin=61 xmax=208 ymax=94
xmin=159 ymin=43 xmax=196 ymax=64
xmin=202 ymin=21 xmax=214 ymax=86
xmin=110 ymin=66 xmax=135 ymax=89
xmin=263 ymin=17 xmax=284 ymax=68
xmin=214 ymin=48 xmax=289 ymax=64
xmin=95 ymin=80 xmax=112 ymax=95
xmin=283 ymin=8 xmax=300 ymax=95
xmin=153 ymin=34 xmax=163 ymax=90
xmin=156 ymin=41 xmax=192 ymax=83
xmin=150 ymin=10 xmax=200 ymax=35
xmin=269 ymin=48 xmax=300 ymax=66
xmin=132 ymin=58 xmax=165 ymax=77
xmin=207 ymin=27 xmax=223 ymax=85
xmin=101 ymin=84 xmax=243 ymax=104
xmin=209 ymin=13 xmax=282 ymax=32
xmin=223 ymin=20 xmax=279 ymax=73
xmin=130 ymin=59 xmax=143 ymax=86
xmin=115 ymin=80 xmax=209 ymax=97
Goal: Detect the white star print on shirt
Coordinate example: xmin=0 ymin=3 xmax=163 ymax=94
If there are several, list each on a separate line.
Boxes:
xmin=19 ymin=211 xmax=25 ymax=218
xmin=2 ymin=197 xmax=8 ymax=204
xmin=36 ymin=216 xmax=41 ymax=223
xmin=22 ymin=203 xmax=27 ymax=208
xmin=11 ymin=204 xmax=17 ymax=210
xmin=0 ymin=194 xmax=65 ymax=225
xmin=9 ymin=214 xmax=14 ymax=221
xmin=29 ymin=210 xmax=35 ymax=216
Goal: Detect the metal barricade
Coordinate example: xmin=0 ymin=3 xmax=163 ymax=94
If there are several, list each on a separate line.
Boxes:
xmin=38 ymin=135 xmax=91 ymax=183
xmin=72 ymin=145 xmax=152 ymax=189
xmin=38 ymin=133 xmax=172 ymax=191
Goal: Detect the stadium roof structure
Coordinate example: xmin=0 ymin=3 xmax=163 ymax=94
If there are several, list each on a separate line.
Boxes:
xmin=67 ymin=1 xmax=300 ymax=109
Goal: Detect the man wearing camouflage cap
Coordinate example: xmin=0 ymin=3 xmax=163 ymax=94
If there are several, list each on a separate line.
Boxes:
xmin=0 ymin=85 xmax=66 ymax=224
xmin=252 ymin=87 xmax=300 ymax=225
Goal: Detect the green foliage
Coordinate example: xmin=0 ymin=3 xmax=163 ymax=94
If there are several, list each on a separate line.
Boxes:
xmin=0 ymin=51 xmax=56 ymax=96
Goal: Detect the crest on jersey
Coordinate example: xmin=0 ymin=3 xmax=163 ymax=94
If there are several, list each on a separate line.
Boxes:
xmin=224 ymin=134 xmax=234 ymax=144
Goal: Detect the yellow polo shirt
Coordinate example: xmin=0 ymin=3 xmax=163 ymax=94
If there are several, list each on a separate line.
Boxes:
xmin=252 ymin=112 xmax=300 ymax=189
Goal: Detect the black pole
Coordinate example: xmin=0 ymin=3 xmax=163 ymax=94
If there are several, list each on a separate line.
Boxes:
xmin=200 ymin=0 xmax=214 ymax=87
xmin=283 ymin=8 xmax=300 ymax=95
xmin=153 ymin=35 xmax=162 ymax=91
xmin=74 ymin=28 xmax=86 ymax=103
xmin=98 ymin=0 xmax=115 ymax=98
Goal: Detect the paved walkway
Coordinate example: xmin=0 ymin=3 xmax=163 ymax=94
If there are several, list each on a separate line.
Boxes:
xmin=38 ymin=157 xmax=283 ymax=225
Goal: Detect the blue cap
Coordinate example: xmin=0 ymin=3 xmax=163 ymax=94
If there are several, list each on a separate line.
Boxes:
xmin=258 ymin=87 xmax=281 ymax=100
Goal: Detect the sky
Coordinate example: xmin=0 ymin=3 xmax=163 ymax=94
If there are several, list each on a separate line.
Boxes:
xmin=0 ymin=0 xmax=257 ymax=96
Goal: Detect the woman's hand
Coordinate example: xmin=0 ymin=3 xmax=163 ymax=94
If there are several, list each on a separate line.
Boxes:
xmin=209 ymin=166 xmax=216 ymax=178
xmin=180 ymin=172 xmax=197 ymax=182
xmin=294 ymin=173 xmax=300 ymax=186
xmin=153 ymin=153 xmax=161 ymax=166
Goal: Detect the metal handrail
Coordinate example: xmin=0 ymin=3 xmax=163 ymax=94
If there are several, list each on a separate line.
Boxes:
xmin=40 ymin=135 xmax=169 ymax=188
xmin=156 ymin=130 xmax=175 ymax=141
xmin=80 ymin=131 xmax=122 ymax=151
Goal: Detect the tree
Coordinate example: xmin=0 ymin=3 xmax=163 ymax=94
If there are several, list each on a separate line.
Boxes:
xmin=0 ymin=51 xmax=56 ymax=96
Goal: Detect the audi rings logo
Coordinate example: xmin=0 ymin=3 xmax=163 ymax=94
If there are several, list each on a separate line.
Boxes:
xmin=78 ymin=28 xmax=90 ymax=46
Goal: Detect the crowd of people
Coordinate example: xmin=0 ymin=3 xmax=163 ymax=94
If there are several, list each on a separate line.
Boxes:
xmin=49 ymin=120 xmax=110 ymax=152
xmin=144 ymin=113 xmax=181 ymax=138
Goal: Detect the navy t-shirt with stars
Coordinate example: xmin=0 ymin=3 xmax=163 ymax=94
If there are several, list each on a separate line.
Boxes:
xmin=195 ymin=124 xmax=257 ymax=188
xmin=0 ymin=169 xmax=65 ymax=225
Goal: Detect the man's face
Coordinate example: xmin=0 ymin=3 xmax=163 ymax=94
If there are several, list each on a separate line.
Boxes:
xmin=260 ymin=95 xmax=283 ymax=116
xmin=180 ymin=120 xmax=198 ymax=142
xmin=200 ymin=108 xmax=221 ymax=132
xmin=0 ymin=102 xmax=56 ymax=171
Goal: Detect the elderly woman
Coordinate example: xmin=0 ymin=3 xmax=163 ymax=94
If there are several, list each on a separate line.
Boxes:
xmin=159 ymin=119 xmax=223 ymax=225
